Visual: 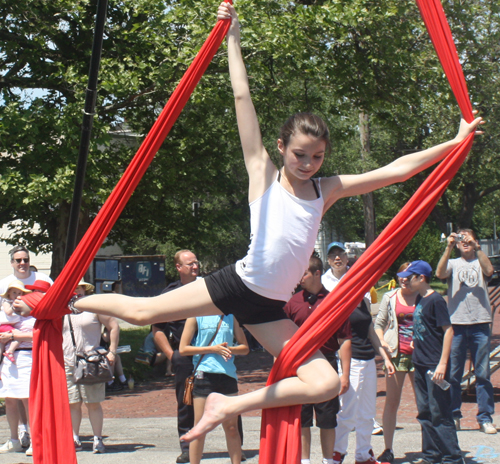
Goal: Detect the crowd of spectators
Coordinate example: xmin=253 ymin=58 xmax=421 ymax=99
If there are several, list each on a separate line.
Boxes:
xmin=0 ymin=232 xmax=496 ymax=463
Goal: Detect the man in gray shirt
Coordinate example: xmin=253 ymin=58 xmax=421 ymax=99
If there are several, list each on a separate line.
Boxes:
xmin=436 ymin=228 xmax=496 ymax=434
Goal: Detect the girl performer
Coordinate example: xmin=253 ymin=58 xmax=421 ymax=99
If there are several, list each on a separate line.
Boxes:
xmin=19 ymin=1 xmax=483 ymax=444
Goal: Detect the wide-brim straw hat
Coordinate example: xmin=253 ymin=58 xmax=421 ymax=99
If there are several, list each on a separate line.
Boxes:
xmin=1 ymin=279 xmax=32 ymax=299
xmin=77 ymin=279 xmax=95 ymax=293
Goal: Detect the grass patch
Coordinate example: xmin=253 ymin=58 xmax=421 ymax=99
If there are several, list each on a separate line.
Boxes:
xmin=118 ymin=326 xmax=166 ymax=382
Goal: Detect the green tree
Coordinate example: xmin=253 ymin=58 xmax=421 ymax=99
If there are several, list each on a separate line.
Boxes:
xmin=1 ymin=0 xmax=499 ymax=280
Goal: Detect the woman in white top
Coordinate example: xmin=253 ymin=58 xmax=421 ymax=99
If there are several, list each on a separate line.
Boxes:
xmin=0 ymin=313 xmax=35 ymax=455
xmin=63 ymin=282 xmax=120 ymax=454
xmin=18 ymin=1 xmax=483 ymax=445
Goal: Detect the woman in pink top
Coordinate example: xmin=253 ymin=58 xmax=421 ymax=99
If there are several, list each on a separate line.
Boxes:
xmin=374 ymin=263 xmax=419 ymax=463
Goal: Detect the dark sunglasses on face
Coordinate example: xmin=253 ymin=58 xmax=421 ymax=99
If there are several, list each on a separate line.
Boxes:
xmin=14 ymin=258 xmax=29 ymax=263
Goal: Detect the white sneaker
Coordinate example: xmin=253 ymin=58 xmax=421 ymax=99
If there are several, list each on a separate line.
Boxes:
xmin=480 ymin=422 xmax=497 ymax=434
xmin=93 ymin=437 xmax=105 ymax=454
xmin=454 ymin=418 xmax=461 ymax=431
xmin=25 ymin=444 xmax=33 ymax=456
xmin=0 ymin=439 xmax=23 ymax=453
xmin=372 ymin=420 xmax=383 ymax=435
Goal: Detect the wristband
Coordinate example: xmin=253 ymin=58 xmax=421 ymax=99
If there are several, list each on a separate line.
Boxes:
xmin=11 ymin=332 xmax=14 ymax=341
xmin=68 ymin=295 xmax=84 ymax=314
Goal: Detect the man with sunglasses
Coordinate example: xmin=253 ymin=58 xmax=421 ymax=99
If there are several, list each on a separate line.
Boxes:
xmin=0 ymin=245 xmax=52 ymax=454
xmin=0 ymin=245 xmax=53 ymax=301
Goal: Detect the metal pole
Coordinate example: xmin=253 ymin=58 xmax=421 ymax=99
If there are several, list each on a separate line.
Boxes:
xmin=64 ymin=0 xmax=109 ymax=263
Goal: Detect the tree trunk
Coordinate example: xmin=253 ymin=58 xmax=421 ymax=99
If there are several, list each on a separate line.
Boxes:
xmin=359 ymin=111 xmax=376 ymax=246
xmin=50 ymin=202 xmax=71 ymax=279
xmin=457 ymin=182 xmax=478 ymax=229
xmin=49 ymin=202 xmax=92 ymax=278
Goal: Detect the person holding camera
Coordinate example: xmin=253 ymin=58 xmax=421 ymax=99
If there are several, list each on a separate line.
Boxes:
xmin=436 ymin=228 xmax=496 ymax=434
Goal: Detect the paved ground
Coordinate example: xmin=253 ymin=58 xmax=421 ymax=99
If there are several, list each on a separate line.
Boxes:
xmin=1 ymin=416 xmax=500 ymax=464
xmin=1 ymin=311 xmax=500 ymax=463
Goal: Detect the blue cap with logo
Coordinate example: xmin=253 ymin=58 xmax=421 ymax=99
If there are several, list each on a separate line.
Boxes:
xmin=397 ymin=260 xmax=433 ymax=279
xmin=327 ymin=241 xmax=346 ymax=254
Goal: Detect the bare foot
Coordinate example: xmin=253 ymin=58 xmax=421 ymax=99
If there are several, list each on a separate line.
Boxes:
xmin=181 ymin=393 xmax=232 ymax=442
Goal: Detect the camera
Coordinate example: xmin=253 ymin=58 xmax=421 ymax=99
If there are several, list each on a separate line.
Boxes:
xmin=455 ymin=234 xmax=464 ymax=242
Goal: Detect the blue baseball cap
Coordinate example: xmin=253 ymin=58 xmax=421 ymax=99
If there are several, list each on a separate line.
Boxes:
xmin=327 ymin=241 xmax=346 ymax=254
xmin=397 ymin=260 xmax=433 ymax=278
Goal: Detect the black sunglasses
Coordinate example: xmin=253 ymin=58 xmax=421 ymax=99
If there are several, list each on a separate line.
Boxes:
xmin=14 ymin=258 xmax=30 ymax=263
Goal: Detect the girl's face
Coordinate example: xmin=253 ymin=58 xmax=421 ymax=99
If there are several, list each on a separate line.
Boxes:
xmin=75 ymin=285 xmax=86 ymax=297
xmin=7 ymin=288 xmax=23 ymax=300
xmin=278 ymin=132 xmax=326 ymax=181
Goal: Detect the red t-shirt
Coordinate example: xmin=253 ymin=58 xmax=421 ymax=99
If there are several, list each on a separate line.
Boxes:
xmin=396 ymin=296 xmax=415 ymax=355
xmin=284 ymin=286 xmax=351 ymax=355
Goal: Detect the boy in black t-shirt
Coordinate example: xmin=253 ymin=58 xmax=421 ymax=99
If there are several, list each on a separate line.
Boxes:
xmin=397 ymin=261 xmax=464 ymax=464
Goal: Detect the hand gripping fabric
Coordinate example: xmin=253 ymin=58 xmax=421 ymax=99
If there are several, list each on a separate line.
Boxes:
xmin=258 ymin=1 xmax=475 ymax=463
xmin=27 ymin=9 xmax=232 ymax=464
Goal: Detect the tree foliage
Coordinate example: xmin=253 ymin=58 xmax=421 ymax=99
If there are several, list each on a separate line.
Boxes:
xmin=1 ymin=0 xmax=499 ymax=279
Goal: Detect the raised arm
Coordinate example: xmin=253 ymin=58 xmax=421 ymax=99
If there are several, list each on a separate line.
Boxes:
xmin=218 ymin=2 xmax=276 ymax=202
xmin=322 ymin=114 xmax=484 ymax=210
xmin=436 ymin=235 xmax=455 ymax=279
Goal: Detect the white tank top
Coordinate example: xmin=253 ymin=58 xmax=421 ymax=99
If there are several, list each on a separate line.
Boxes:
xmin=235 ymin=174 xmax=324 ymax=302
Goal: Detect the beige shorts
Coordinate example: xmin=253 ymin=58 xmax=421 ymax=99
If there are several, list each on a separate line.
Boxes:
xmin=65 ymin=364 xmax=105 ymax=403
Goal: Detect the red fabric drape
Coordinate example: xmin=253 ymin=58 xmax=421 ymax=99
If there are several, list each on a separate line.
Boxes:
xmin=28 ymin=8 xmax=232 ymax=463
xmin=258 ymin=1 xmax=475 ymax=462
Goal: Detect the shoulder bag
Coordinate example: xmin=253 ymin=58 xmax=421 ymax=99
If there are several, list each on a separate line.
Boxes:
xmin=67 ymin=314 xmax=114 ymax=385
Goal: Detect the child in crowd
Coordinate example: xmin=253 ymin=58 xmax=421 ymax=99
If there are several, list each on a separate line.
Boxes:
xmin=397 ymin=261 xmax=464 ymax=464
xmin=0 ymin=280 xmax=31 ymax=363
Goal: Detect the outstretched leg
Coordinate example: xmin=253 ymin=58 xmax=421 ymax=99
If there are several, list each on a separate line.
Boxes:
xmin=182 ymin=319 xmax=340 ymax=442
xmin=74 ymin=279 xmax=222 ymax=325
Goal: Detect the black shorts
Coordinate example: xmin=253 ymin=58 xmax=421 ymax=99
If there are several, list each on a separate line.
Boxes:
xmin=301 ymin=355 xmax=339 ymax=429
xmin=205 ymin=264 xmax=288 ymax=326
xmin=193 ymin=372 xmax=238 ymax=398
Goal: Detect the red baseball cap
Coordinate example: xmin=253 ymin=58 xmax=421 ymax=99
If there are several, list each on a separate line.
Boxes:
xmin=25 ymin=280 xmax=51 ymax=293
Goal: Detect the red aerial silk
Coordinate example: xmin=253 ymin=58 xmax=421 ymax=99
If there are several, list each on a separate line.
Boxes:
xmin=28 ymin=8 xmax=232 ymax=463
xmin=258 ymin=0 xmax=475 ymax=462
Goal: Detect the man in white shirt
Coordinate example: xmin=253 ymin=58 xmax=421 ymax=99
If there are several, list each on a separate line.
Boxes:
xmin=321 ymin=241 xmax=381 ymax=437
xmin=436 ymin=228 xmax=496 ymax=434
xmin=0 ymin=245 xmax=53 ymax=296
xmin=321 ymin=242 xmax=349 ymax=292
xmin=0 ymin=245 xmax=53 ymax=452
